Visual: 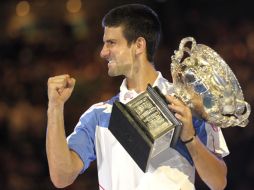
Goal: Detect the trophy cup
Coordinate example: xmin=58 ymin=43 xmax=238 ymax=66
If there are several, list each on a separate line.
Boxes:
xmin=109 ymin=84 xmax=182 ymax=172
xmin=171 ymin=37 xmax=251 ymax=128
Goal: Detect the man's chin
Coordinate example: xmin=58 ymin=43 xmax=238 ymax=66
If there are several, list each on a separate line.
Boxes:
xmin=108 ymin=71 xmax=123 ymax=77
xmin=108 ymin=69 xmax=119 ymax=76
xmin=108 ymin=70 xmax=117 ymax=77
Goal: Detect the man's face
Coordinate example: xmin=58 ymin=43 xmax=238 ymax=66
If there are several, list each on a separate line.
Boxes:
xmin=100 ymin=26 xmax=136 ymax=77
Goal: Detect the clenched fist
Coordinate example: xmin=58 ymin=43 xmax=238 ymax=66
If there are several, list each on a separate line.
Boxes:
xmin=47 ymin=74 xmax=76 ymax=107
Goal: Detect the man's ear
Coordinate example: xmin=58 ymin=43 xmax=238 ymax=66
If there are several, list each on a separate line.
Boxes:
xmin=135 ymin=37 xmax=146 ymax=55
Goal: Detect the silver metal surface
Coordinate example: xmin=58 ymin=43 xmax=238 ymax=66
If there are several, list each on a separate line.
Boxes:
xmin=171 ymin=37 xmax=251 ymax=127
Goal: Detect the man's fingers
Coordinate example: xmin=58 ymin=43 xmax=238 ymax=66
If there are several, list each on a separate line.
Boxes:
xmin=48 ymin=75 xmax=75 ymax=88
xmin=166 ymin=95 xmax=183 ymax=106
xmin=48 ymin=74 xmax=70 ymax=84
xmin=168 ymin=104 xmax=184 ymax=114
xmin=49 ymin=76 xmax=68 ymax=82
xmin=48 ymin=75 xmax=76 ymax=95
xmin=47 ymin=75 xmax=76 ymax=105
xmin=66 ymin=78 xmax=76 ymax=88
xmin=51 ymin=74 xmax=70 ymax=79
xmin=167 ymin=95 xmax=191 ymax=119
xmin=174 ymin=113 xmax=183 ymax=120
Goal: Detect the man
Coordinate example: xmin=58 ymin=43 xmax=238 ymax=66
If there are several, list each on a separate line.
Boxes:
xmin=46 ymin=4 xmax=228 ymax=190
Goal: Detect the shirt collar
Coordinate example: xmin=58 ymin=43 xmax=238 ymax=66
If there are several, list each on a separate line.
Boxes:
xmin=119 ymin=71 xmax=164 ymax=103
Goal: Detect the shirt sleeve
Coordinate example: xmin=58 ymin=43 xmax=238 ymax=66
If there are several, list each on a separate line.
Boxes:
xmin=205 ymin=123 xmax=230 ymax=157
xmin=67 ymin=106 xmax=98 ymax=173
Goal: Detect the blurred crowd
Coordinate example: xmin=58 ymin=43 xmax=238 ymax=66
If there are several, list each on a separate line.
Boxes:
xmin=0 ymin=0 xmax=253 ymax=190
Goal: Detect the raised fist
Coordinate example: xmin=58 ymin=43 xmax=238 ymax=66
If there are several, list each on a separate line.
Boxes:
xmin=47 ymin=74 xmax=76 ymax=106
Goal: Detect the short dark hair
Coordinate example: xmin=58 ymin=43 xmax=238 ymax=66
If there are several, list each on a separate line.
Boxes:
xmin=102 ymin=4 xmax=161 ymax=62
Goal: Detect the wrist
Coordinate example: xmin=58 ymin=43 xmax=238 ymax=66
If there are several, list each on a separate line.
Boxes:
xmin=181 ymin=129 xmax=196 ymax=144
xmin=48 ymin=102 xmax=64 ymax=112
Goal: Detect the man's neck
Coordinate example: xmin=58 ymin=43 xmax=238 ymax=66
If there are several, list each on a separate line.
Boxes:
xmin=126 ymin=61 xmax=158 ymax=93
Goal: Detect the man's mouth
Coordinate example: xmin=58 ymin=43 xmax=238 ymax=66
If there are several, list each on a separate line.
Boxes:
xmin=108 ymin=60 xmax=114 ymax=66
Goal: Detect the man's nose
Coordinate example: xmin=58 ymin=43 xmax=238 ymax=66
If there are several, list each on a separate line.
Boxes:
xmin=100 ymin=45 xmax=110 ymax=59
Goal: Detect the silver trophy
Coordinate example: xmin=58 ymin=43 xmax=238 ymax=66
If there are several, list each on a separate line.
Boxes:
xmin=171 ymin=37 xmax=251 ymax=128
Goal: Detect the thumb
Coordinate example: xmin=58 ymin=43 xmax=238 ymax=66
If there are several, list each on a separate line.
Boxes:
xmin=61 ymin=78 xmax=75 ymax=96
xmin=67 ymin=78 xmax=76 ymax=89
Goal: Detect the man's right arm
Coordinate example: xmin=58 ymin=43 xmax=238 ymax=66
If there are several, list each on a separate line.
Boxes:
xmin=46 ymin=75 xmax=84 ymax=188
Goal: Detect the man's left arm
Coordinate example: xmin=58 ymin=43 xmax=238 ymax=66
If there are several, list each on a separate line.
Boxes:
xmin=167 ymin=96 xmax=227 ymax=190
xmin=185 ymin=135 xmax=227 ymax=190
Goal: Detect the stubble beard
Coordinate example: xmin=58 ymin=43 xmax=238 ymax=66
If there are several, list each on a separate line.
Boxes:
xmin=107 ymin=61 xmax=132 ymax=78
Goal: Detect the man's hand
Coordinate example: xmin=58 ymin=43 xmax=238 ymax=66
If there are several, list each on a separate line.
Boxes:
xmin=166 ymin=95 xmax=195 ymax=142
xmin=166 ymin=95 xmax=227 ymax=189
xmin=47 ymin=74 xmax=76 ymax=107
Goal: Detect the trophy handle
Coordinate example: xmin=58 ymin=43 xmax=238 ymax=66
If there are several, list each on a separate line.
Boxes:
xmin=235 ymin=101 xmax=251 ymax=127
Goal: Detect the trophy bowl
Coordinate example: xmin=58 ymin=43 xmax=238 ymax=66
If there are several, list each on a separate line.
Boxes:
xmin=171 ymin=37 xmax=251 ymax=128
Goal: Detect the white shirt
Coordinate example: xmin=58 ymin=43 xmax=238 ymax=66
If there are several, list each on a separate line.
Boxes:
xmin=67 ymin=72 xmax=229 ymax=190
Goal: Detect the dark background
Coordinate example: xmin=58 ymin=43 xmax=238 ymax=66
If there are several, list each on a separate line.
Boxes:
xmin=0 ymin=0 xmax=253 ymax=189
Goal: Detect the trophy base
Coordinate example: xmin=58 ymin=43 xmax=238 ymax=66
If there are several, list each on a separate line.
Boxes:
xmin=109 ymin=102 xmax=152 ymax=171
xmin=109 ymin=101 xmax=181 ymax=172
xmin=109 ymin=85 xmax=182 ymax=172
